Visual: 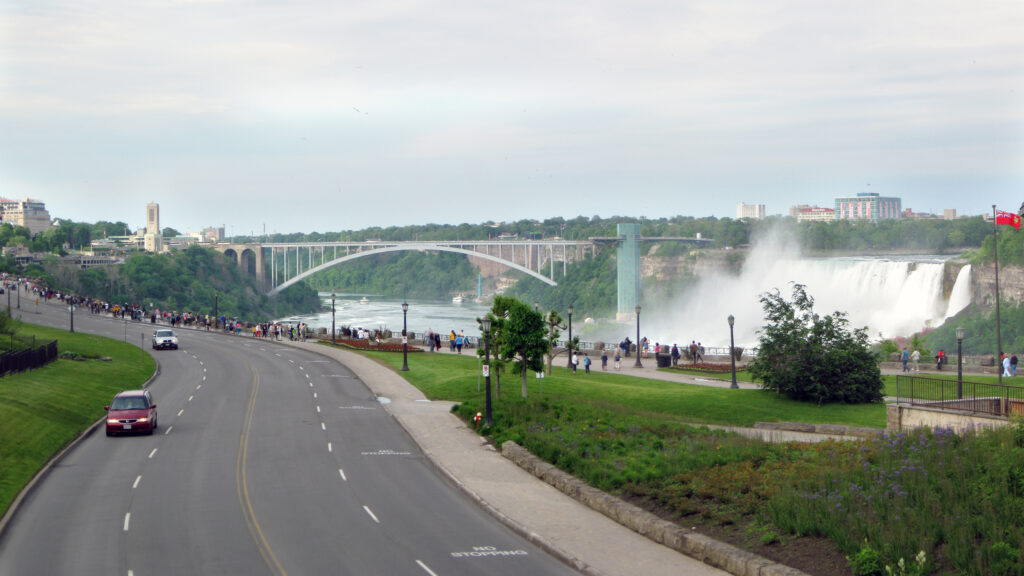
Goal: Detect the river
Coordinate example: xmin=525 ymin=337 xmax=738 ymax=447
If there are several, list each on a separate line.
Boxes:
xmin=278 ymin=293 xmax=491 ymax=338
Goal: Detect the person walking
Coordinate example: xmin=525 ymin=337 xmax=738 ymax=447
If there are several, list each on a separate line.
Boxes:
xmin=1012 ymin=353 xmax=1018 ymax=377
xmin=670 ymin=344 xmax=680 ymax=366
xmin=911 ymin=349 xmax=921 ymax=372
xmin=1003 ymin=353 xmax=1012 ymax=377
xmin=571 ymin=351 xmax=578 ymax=374
xmin=601 ymin=350 xmax=608 ymax=371
xmin=901 ymin=347 xmax=909 ymax=372
xmin=583 ymin=353 xmax=591 ymax=374
xmin=935 ymin=349 xmax=945 ymax=371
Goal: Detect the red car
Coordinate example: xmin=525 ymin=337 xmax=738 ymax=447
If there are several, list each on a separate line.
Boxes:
xmin=105 ymin=390 xmax=158 ymax=436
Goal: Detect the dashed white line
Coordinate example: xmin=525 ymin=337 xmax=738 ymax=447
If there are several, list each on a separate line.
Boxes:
xmin=177 ymin=409 xmax=184 ymax=417
xmin=128 ymin=570 xmax=135 ymax=576
xmin=363 ymin=506 xmax=380 ymax=523
xmin=328 ymin=442 xmax=333 ymax=453
xmin=199 ymin=360 xmax=204 ymax=366
xmin=188 ymin=395 xmax=194 ymax=402
xmin=299 ymin=366 xmax=304 ymax=371
xmin=316 ymin=405 xmax=321 ymax=413
xmin=321 ymin=422 xmax=326 ymax=431
xmin=313 ymin=392 xmax=318 ymax=399
xmin=196 ymin=384 xmax=202 ymax=390
xmin=416 ymin=560 xmax=439 ymax=576
xmin=164 ymin=426 xmax=173 ymax=435
xmin=132 ymin=475 xmax=141 ymax=489
xmin=148 ymin=449 xmax=158 ymax=459
xmin=339 ymin=469 xmax=347 ymax=481
xmin=203 ymin=375 xmax=206 ymax=381
xmin=289 ymin=359 xmax=295 ymax=364
xmin=123 ymin=513 xmax=131 ymax=531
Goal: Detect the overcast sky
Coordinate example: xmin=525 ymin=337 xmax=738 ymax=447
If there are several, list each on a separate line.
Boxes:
xmin=2 ymin=0 xmax=1022 ymax=235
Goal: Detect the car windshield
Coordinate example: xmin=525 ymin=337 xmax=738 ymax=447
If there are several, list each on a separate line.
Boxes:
xmin=111 ymin=396 xmax=147 ymax=410
xmin=155 ymin=330 xmax=174 ymax=337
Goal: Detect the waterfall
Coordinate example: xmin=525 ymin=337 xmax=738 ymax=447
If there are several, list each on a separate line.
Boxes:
xmin=644 ymin=253 xmax=972 ymax=348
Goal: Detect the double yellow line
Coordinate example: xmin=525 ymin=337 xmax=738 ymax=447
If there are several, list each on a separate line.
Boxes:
xmin=236 ymin=363 xmax=288 ymax=576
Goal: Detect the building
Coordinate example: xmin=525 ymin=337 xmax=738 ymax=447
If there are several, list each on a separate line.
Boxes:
xmin=793 ymin=206 xmax=836 ymax=222
xmin=201 ymin=226 xmax=225 ymax=243
xmin=943 ymin=209 xmax=957 ymax=220
xmin=146 ymin=203 xmax=160 ymax=236
xmin=834 ymin=192 xmax=901 ymax=222
xmin=0 ymin=198 xmax=52 ymax=236
xmin=736 ymin=202 xmax=766 ymax=220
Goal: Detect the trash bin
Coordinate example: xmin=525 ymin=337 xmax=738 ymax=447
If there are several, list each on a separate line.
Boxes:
xmin=656 ymin=353 xmax=672 ymax=368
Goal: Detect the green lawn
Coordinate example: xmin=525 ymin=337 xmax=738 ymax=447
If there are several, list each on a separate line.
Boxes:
xmin=0 ymin=321 xmax=154 ymax=517
xmin=350 ymin=347 xmax=887 ymax=429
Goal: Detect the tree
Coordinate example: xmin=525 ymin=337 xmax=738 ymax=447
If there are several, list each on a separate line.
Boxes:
xmin=748 ymin=284 xmax=883 ymax=404
xmin=540 ymin=309 xmax=567 ymax=375
xmin=490 ymin=296 xmax=547 ymax=398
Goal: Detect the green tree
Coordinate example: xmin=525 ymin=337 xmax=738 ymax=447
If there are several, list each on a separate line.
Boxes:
xmin=490 ymin=296 xmax=547 ymax=398
xmin=749 ymin=284 xmax=883 ymax=404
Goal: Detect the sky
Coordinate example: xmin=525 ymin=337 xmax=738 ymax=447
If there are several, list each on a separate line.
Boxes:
xmin=2 ymin=0 xmax=1023 ymax=236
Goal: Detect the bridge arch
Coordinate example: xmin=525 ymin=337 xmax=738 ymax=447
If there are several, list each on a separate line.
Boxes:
xmin=268 ymin=244 xmax=557 ymax=295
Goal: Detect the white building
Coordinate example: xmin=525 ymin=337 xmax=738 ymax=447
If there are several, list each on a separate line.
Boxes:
xmin=0 ymin=198 xmax=52 ymax=236
xmin=792 ymin=205 xmax=836 ymax=222
xmin=736 ymin=202 xmax=766 ymax=220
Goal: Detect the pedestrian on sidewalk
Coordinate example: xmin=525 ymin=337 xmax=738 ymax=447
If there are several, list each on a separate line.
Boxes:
xmin=901 ymin=347 xmax=909 ymax=372
xmin=910 ymin=349 xmax=920 ymax=372
xmin=571 ymin=351 xmax=578 ymax=374
xmin=614 ymin=350 xmax=621 ymax=370
xmin=1012 ymin=353 xmax=1018 ymax=377
xmin=583 ymin=353 xmax=591 ymax=374
xmin=601 ymin=350 xmax=608 ymax=371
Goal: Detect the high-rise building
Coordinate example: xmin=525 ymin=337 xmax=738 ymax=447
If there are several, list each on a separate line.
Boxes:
xmin=834 ymin=192 xmax=901 ymax=222
xmin=0 ymin=198 xmax=52 ymax=236
xmin=736 ymin=202 xmax=766 ymax=220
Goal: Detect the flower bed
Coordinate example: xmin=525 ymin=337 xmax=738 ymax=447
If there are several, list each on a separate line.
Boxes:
xmin=318 ymin=337 xmax=422 ymax=353
xmin=667 ymin=362 xmax=741 ymax=373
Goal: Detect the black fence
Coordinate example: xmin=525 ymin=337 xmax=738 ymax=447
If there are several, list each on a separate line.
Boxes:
xmin=0 ymin=340 xmax=59 ymax=377
xmin=895 ymin=375 xmax=1024 ymax=418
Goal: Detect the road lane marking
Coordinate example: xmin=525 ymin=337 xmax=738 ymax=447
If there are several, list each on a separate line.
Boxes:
xmin=199 ymin=361 xmax=204 ymax=366
xmin=316 ymin=405 xmax=321 ymax=413
xmin=164 ymin=426 xmax=173 ymax=435
xmin=123 ymin=513 xmax=131 ymax=531
xmin=132 ymin=475 xmax=141 ymax=489
xmin=363 ymin=506 xmax=380 ymax=523
xmin=328 ymin=442 xmax=333 ymax=453
xmin=196 ymin=384 xmax=202 ymax=390
xmin=188 ymin=395 xmax=194 ymax=402
xmin=339 ymin=469 xmax=347 ymax=481
xmin=416 ymin=560 xmax=439 ymax=576
xmin=148 ymin=449 xmax=157 ymax=459
xmin=203 ymin=375 xmax=206 ymax=381
xmin=321 ymin=423 xmax=326 ymax=431
xmin=289 ymin=359 xmax=294 ymax=364
xmin=313 ymin=392 xmax=318 ymax=399
xmin=177 ymin=409 xmax=184 ymax=416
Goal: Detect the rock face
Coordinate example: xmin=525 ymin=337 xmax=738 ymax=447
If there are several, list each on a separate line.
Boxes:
xmin=972 ymin=263 xmax=1024 ymax=310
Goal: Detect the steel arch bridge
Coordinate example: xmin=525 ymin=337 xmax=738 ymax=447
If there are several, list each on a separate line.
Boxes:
xmin=212 ymin=239 xmax=596 ymax=296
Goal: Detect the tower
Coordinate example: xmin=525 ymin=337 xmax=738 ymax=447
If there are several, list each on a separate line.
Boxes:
xmin=146 ymin=203 xmax=160 ymax=236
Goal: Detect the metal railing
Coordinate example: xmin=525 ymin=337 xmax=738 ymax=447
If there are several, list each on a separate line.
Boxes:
xmin=895 ymin=375 xmax=1024 ymax=417
xmin=0 ymin=340 xmax=58 ymax=377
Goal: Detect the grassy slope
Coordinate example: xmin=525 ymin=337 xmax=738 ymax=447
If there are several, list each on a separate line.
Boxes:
xmin=0 ymin=322 xmax=155 ymax=516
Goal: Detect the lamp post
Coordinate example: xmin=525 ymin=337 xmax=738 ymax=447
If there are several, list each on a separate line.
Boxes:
xmin=482 ymin=316 xmax=493 ymax=426
xmin=634 ymin=305 xmax=642 ymax=368
xmin=956 ymin=326 xmax=965 ymax=400
xmin=728 ymin=314 xmax=738 ymax=388
xmin=213 ymin=292 xmax=218 ymax=330
xmin=401 ymin=301 xmax=409 ymax=372
xmin=567 ymin=304 xmax=574 ymax=368
xmin=16 ymin=282 xmax=19 ymax=309
xmin=69 ymin=296 xmax=75 ymax=333
xmin=331 ymin=291 xmax=336 ymax=345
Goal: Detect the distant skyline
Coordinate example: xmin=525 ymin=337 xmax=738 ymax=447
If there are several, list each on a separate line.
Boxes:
xmin=2 ymin=1 xmax=1022 ymax=235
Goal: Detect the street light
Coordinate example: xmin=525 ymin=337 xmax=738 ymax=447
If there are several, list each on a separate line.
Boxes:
xmin=728 ymin=314 xmax=738 ymax=388
xmin=69 ymin=296 xmax=75 ymax=333
xmin=331 ymin=291 xmax=337 ymax=345
xmin=401 ymin=301 xmax=409 ymax=372
xmin=482 ymin=316 xmax=493 ymax=426
xmin=634 ymin=305 xmax=642 ymax=368
xmin=567 ymin=304 xmax=574 ymax=368
xmin=956 ymin=326 xmax=965 ymax=400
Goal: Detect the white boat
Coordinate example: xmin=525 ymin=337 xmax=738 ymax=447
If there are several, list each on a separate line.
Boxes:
xmin=451 ymin=295 xmax=464 ymax=303
xmin=359 ymin=297 xmax=369 ymax=305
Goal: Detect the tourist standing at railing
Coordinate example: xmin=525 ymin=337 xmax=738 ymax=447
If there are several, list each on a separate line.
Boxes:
xmin=911 ymin=349 xmax=920 ymax=372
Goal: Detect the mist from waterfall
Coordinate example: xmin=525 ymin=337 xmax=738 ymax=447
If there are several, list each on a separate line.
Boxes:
xmin=638 ymin=239 xmax=971 ymax=349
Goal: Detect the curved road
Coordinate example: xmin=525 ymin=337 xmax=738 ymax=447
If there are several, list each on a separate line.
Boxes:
xmin=0 ymin=295 xmax=578 ymax=576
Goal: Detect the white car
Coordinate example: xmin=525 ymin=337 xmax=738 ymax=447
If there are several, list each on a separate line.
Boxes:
xmin=151 ymin=329 xmax=179 ymax=350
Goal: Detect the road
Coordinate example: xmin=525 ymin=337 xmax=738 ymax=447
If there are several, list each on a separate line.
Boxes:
xmin=0 ymin=292 xmax=578 ymax=576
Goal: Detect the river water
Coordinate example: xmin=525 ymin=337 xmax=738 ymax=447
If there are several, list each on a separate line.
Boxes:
xmin=279 ymin=293 xmax=491 ymax=338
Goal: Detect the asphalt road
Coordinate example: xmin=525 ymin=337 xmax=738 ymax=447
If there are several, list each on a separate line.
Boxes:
xmin=0 ymin=293 xmax=579 ymax=576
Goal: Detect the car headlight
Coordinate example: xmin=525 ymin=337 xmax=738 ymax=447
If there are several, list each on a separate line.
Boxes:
xmin=137 ymin=417 xmax=148 ymax=422
xmin=107 ymin=418 xmax=119 ymax=424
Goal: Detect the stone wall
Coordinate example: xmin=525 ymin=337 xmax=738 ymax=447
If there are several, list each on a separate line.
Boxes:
xmin=972 ymin=263 xmax=1024 ymax=310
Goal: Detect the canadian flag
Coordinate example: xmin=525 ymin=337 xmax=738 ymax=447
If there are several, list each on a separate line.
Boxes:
xmin=996 ymin=210 xmax=1022 ymax=230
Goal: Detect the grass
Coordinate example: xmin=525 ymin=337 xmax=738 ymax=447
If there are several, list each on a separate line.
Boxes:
xmin=0 ymin=320 xmax=154 ymax=517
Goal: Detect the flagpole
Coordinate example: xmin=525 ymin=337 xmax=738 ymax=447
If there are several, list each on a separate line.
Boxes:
xmin=993 ymin=204 xmax=1002 ymax=385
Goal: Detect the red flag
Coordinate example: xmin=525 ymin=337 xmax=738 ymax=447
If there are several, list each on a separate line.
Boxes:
xmin=996 ymin=210 xmax=1022 ymax=230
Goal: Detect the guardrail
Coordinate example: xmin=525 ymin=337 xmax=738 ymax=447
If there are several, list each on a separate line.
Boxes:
xmin=895 ymin=375 xmax=1024 ymax=417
